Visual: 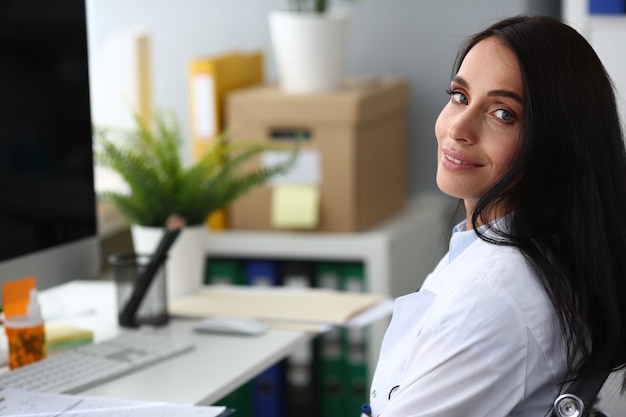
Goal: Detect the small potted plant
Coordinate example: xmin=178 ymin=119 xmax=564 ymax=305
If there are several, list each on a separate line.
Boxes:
xmin=269 ymin=0 xmax=358 ymax=93
xmin=95 ymin=109 xmax=298 ymax=298
xmin=287 ymin=0 xmax=341 ymax=13
xmin=95 ymin=110 xmax=297 ymax=227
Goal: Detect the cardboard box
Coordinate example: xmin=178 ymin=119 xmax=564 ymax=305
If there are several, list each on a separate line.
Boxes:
xmin=226 ymin=77 xmax=409 ymax=232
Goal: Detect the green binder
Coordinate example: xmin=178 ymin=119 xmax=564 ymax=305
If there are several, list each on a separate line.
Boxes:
xmin=340 ymin=263 xmax=369 ymax=416
xmin=204 ymin=257 xmax=245 ymax=285
xmin=314 ymin=262 xmax=346 ymax=417
xmin=216 ymin=381 xmax=253 ymax=417
xmin=205 ymin=258 xmax=252 ymax=416
xmin=281 ymin=261 xmax=318 ymax=417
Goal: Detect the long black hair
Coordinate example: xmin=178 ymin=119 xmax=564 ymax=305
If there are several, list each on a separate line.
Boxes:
xmin=455 ymin=15 xmax=626 ymax=386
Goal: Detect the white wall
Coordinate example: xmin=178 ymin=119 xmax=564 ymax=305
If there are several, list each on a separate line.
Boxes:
xmin=86 ymin=0 xmax=559 ymax=196
xmin=563 ymin=0 xmax=626 ymax=133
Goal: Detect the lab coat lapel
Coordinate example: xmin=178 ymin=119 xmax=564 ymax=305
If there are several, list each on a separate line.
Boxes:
xmin=370 ymin=289 xmax=437 ymax=413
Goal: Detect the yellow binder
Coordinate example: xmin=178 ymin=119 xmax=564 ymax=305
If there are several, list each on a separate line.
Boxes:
xmin=187 ymin=50 xmax=264 ymax=230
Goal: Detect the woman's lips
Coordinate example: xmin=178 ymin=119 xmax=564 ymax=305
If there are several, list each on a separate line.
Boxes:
xmin=441 ymin=150 xmax=483 ymax=170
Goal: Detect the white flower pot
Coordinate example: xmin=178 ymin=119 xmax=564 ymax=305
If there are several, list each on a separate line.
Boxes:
xmin=130 ymin=224 xmax=207 ymax=300
xmin=269 ymin=10 xmax=350 ymax=93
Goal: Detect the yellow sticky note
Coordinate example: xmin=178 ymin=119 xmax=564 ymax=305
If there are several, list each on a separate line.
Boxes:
xmin=45 ymin=324 xmax=94 ymax=351
xmin=271 ymin=184 xmax=320 ymax=229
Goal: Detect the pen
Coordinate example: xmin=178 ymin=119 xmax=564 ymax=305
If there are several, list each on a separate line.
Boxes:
xmin=119 ymin=215 xmax=185 ymax=327
xmin=361 ymin=403 xmax=372 ymax=417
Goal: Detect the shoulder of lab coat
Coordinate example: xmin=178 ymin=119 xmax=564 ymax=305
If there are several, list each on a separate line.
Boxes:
xmin=381 ymin=238 xmax=565 ymax=416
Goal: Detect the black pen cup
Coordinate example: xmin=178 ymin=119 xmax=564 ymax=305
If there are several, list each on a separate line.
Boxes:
xmin=109 ymin=252 xmax=169 ymax=327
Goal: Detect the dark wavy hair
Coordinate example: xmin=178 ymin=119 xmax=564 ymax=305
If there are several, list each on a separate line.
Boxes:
xmin=454 ymin=15 xmax=626 ymax=387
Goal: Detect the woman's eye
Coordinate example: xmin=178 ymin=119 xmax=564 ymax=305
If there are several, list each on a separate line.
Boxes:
xmin=449 ymin=91 xmax=468 ymax=105
xmin=494 ymin=109 xmax=514 ymax=122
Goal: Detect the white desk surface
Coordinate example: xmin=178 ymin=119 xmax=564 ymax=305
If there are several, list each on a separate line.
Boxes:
xmin=34 ymin=280 xmax=312 ymax=406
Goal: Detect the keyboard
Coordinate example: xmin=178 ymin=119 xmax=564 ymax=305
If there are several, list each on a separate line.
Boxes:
xmin=0 ymin=331 xmax=194 ymax=394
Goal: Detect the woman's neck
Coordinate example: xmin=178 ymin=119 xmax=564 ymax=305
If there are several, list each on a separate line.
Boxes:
xmin=464 ymin=200 xmax=512 ymax=230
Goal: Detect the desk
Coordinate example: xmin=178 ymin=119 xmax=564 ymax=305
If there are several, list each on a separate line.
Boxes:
xmin=35 ymin=280 xmax=312 ymax=406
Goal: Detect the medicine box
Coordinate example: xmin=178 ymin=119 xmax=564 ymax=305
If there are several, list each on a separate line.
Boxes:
xmin=225 ymin=77 xmax=409 ymax=232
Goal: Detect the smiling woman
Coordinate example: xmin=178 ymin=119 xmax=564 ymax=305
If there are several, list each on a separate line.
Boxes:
xmin=364 ymin=15 xmax=626 ymax=417
xmin=435 ymin=36 xmax=523 ymax=221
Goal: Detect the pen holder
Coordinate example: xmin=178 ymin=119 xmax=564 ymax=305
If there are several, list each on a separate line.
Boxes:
xmin=109 ymin=252 xmax=169 ymax=327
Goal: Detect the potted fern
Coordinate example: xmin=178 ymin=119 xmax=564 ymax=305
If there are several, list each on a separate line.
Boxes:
xmin=95 ymin=109 xmax=297 ymax=299
xmin=269 ymin=0 xmax=358 ymax=93
xmin=287 ymin=0 xmax=344 ymax=13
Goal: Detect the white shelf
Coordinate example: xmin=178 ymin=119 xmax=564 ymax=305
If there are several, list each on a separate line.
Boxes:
xmin=204 ymin=192 xmax=453 ymax=298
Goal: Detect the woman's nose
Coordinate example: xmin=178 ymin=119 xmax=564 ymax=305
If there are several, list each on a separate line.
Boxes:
xmin=447 ymin=108 xmax=478 ymax=144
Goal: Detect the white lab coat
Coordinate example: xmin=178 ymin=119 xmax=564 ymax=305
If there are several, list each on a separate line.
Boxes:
xmin=367 ymin=236 xmax=568 ymax=417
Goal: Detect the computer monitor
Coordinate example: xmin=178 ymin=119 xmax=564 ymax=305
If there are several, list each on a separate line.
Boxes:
xmin=0 ymin=0 xmax=99 ymax=301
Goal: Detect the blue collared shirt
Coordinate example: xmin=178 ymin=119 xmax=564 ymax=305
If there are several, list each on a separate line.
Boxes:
xmin=448 ymin=220 xmax=480 ymax=263
xmin=448 ymin=217 xmax=512 ymax=263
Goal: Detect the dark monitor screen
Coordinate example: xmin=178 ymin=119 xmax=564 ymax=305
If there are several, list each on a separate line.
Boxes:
xmin=0 ymin=0 xmax=99 ymax=299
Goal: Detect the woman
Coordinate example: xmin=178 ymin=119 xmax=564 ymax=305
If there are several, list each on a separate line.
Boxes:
xmin=366 ymin=15 xmax=626 ymax=416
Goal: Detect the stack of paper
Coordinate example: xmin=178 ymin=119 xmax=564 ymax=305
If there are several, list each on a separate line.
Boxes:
xmin=168 ymin=285 xmax=387 ymax=325
xmin=0 ymin=388 xmax=230 ymax=416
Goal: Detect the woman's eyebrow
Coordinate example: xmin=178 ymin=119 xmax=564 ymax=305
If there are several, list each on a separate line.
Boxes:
xmin=489 ymin=90 xmax=522 ymax=104
xmin=451 ymin=75 xmax=522 ymax=104
xmin=452 ymin=75 xmax=469 ymax=88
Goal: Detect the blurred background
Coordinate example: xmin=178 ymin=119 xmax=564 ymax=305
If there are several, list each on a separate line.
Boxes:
xmin=86 ymin=0 xmax=562 ymax=197
xmin=86 ymin=2 xmax=626 ymax=415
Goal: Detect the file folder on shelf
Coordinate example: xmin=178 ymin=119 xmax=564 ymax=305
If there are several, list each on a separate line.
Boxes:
xmin=245 ymin=260 xmax=284 ymax=417
xmin=204 ymin=257 xmax=251 ymax=416
xmin=187 ymin=50 xmax=264 ymax=230
xmin=314 ymin=262 xmax=346 ymax=417
xmin=280 ymin=261 xmax=318 ymax=417
xmin=251 ymin=361 xmax=285 ymax=417
xmin=216 ymin=381 xmax=253 ymax=417
xmin=205 ymin=258 xmax=245 ymax=286
xmin=245 ymin=260 xmax=279 ymax=287
xmin=341 ymin=263 xmax=370 ymax=416
xmin=188 ymin=50 xmax=264 ymax=159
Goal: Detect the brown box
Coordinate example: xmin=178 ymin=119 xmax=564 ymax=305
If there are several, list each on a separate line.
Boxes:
xmin=226 ymin=77 xmax=409 ymax=232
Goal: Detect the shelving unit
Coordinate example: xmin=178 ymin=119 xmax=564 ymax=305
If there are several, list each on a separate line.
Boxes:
xmin=203 ymin=192 xmax=454 ymax=377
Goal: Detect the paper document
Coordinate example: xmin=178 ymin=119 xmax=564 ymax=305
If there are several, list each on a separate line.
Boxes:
xmin=345 ymin=298 xmax=395 ymax=327
xmin=0 ymin=388 xmax=229 ymax=417
xmin=168 ymin=285 xmax=387 ymax=325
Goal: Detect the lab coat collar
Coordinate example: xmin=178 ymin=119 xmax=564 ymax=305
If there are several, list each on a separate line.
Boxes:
xmin=422 ymin=229 xmax=505 ymax=296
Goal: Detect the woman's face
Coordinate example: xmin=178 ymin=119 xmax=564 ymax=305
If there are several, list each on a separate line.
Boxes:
xmin=435 ymin=36 xmax=523 ymax=221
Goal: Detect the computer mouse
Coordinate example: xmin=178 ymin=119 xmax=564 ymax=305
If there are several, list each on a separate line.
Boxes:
xmin=192 ymin=317 xmax=268 ymax=336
